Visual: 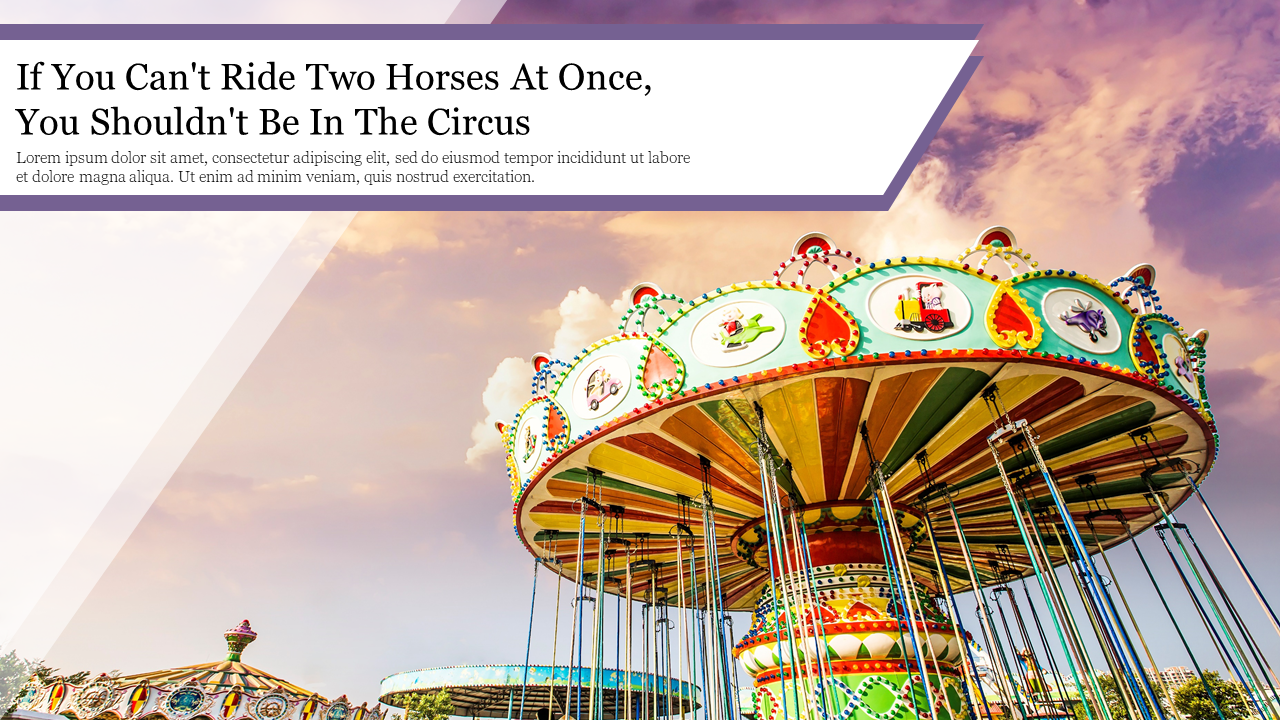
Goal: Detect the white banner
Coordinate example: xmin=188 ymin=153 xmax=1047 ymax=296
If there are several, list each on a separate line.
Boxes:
xmin=3 ymin=36 xmax=977 ymax=201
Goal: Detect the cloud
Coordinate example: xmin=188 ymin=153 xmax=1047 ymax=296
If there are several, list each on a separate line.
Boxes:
xmin=252 ymin=474 xmax=319 ymax=492
xmin=466 ymin=287 xmax=627 ymax=466
xmin=333 ymin=211 xmax=626 ymax=257
xmin=150 ymin=472 xmax=257 ymax=525
xmin=1145 ymin=138 xmax=1280 ymax=289
xmin=1205 ymin=368 xmax=1267 ymax=410
xmin=601 ymin=159 xmax=980 ymax=294
xmin=336 ymin=212 xmax=445 ymax=255
xmin=496 ymin=0 xmax=1280 ymax=227
xmin=541 ymin=287 xmax=628 ymax=359
xmin=1220 ymin=351 xmax=1280 ymax=427
xmin=465 ymin=356 xmax=534 ymax=466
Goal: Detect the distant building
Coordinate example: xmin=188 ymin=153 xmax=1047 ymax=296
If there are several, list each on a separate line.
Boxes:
xmin=1161 ymin=667 xmax=1197 ymax=688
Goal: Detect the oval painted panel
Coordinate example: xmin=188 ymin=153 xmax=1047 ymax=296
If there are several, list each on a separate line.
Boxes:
xmin=252 ymin=695 xmax=291 ymax=720
xmin=689 ymin=300 xmax=786 ymax=368
xmin=571 ymin=354 xmax=632 ymax=419
xmin=866 ymin=274 xmax=972 ymax=340
xmin=513 ymin=404 xmax=545 ymax=476
xmin=1160 ymin=332 xmax=1200 ymax=399
xmin=1043 ymin=288 xmax=1121 ymax=354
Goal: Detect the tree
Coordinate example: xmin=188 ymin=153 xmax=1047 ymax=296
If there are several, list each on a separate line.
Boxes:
xmin=1173 ymin=672 xmax=1251 ymax=720
xmin=32 ymin=664 xmax=91 ymax=686
xmin=1095 ymin=672 xmax=1167 ymax=720
xmin=2 ymin=650 xmax=41 ymax=714
xmin=398 ymin=690 xmax=454 ymax=720
xmin=1173 ymin=671 xmax=1251 ymax=720
xmin=2 ymin=652 xmax=94 ymax=715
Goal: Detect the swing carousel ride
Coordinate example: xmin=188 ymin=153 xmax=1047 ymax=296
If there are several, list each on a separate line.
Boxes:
xmin=382 ymin=228 xmax=1280 ymax=720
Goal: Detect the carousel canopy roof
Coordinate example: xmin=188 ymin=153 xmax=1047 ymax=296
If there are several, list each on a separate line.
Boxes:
xmin=503 ymin=228 xmax=1215 ymax=609
xmin=115 ymin=659 xmax=315 ymax=698
xmin=113 ymin=621 xmax=318 ymax=699
xmin=16 ymin=621 xmax=386 ymax=720
xmin=380 ymin=665 xmax=699 ymax=720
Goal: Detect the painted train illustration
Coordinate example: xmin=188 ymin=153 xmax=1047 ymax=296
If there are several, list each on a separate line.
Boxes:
xmin=894 ymin=280 xmax=955 ymax=333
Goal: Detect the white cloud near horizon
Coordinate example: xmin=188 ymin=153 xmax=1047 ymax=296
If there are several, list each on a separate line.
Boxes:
xmin=465 ymin=287 xmax=626 ymax=465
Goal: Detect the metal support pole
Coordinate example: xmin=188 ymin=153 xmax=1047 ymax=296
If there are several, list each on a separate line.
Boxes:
xmin=1128 ymin=528 xmax=1226 ymax=720
xmin=861 ymin=421 xmax=938 ymax=720
xmin=519 ymin=559 xmax=541 ymax=720
xmin=1017 ymin=429 xmax=1152 ymax=720
xmin=1086 ymin=514 xmax=1181 ymax=720
xmin=1189 ymin=482 xmax=1280 ymax=643
xmin=1146 ymin=488 xmax=1275 ymax=720
xmin=944 ymin=494 xmax=1028 ymax=719
xmin=984 ymin=421 xmax=1107 ymax=720
xmin=918 ymin=493 xmax=984 ymax=720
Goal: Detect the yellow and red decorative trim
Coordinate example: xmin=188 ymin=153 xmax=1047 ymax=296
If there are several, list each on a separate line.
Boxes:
xmin=1129 ymin=314 xmax=1165 ymax=378
xmin=985 ymin=282 xmax=1042 ymax=350
xmin=800 ymin=291 xmax=860 ymax=359
xmin=751 ymin=660 xmax=963 ymax=685
xmin=127 ymin=684 xmax=150 ymax=717
xmin=637 ymin=337 xmax=686 ymax=400
xmin=546 ymin=400 xmax=571 ymax=454
xmin=219 ymin=688 xmax=243 ymax=719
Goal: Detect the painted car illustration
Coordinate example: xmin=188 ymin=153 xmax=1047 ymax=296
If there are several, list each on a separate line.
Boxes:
xmin=717 ymin=306 xmax=775 ymax=350
xmin=584 ymin=367 xmax=622 ymax=411
xmin=1059 ymin=299 xmax=1107 ymax=342
xmin=894 ymin=281 xmax=954 ymax=332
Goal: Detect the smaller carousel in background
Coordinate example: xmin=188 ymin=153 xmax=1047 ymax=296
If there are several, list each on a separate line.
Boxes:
xmin=12 ymin=621 xmax=385 ymax=720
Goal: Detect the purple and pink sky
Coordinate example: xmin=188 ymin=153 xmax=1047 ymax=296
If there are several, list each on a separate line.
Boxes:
xmin=16 ymin=0 xmax=1280 ymax=708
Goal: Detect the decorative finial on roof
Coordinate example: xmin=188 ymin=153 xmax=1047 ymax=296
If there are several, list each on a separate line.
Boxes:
xmin=224 ymin=620 xmax=258 ymax=662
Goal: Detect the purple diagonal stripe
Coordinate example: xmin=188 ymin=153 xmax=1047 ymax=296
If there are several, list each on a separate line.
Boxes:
xmin=0 ymin=24 xmax=982 ymax=41
xmin=881 ymin=54 xmax=983 ymax=205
